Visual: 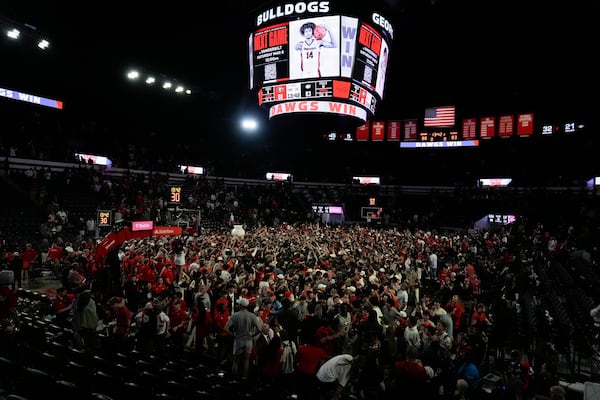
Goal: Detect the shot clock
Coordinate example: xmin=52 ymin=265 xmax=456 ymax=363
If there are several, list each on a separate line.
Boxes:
xmin=97 ymin=210 xmax=112 ymax=227
xmin=169 ymin=185 xmax=182 ymax=205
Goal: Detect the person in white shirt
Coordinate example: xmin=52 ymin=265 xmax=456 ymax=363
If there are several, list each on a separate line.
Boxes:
xmin=404 ymin=316 xmax=422 ymax=350
xmin=429 ymin=249 xmax=438 ymax=279
xmin=155 ymin=304 xmax=171 ymax=352
xmin=316 ymin=354 xmax=355 ymax=400
xmin=397 ymin=283 xmax=409 ymax=312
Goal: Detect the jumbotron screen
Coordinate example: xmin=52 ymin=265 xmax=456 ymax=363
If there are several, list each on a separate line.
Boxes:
xmin=249 ymin=1 xmax=394 ymax=122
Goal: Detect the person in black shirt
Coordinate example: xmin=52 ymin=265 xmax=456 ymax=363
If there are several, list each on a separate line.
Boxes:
xmin=9 ymin=252 xmax=23 ymax=290
xmin=357 ymin=353 xmax=385 ymax=400
xmin=275 ymin=297 xmax=300 ymax=344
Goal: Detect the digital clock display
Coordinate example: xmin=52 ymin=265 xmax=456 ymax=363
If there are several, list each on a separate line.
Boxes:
xmin=169 ymin=186 xmax=182 ymax=204
xmin=97 ymin=210 xmax=112 ymax=227
xmin=419 ymin=130 xmax=459 ymax=142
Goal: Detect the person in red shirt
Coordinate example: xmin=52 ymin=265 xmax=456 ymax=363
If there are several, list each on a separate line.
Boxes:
xmin=446 ymin=294 xmax=465 ymax=332
xmin=174 ymin=291 xmax=187 ymax=313
xmin=20 ymin=243 xmax=38 ymax=282
xmin=258 ymin=299 xmax=272 ymax=324
xmin=213 ymin=299 xmax=231 ymax=367
xmin=420 ymin=310 xmax=435 ymax=330
xmin=240 ymin=287 xmax=257 ymax=310
xmin=260 ymin=335 xmax=284 ymax=387
xmin=151 ymin=276 xmax=168 ymax=297
xmin=167 ymin=299 xmax=188 ymax=353
xmin=295 ymin=339 xmax=329 ymax=399
xmin=437 ymin=263 xmax=451 ymax=283
xmin=391 ymin=345 xmax=428 ymax=398
xmin=109 ymin=297 xmax=132 ymax=352
xmin=314 ymin=316 xmax=343 ymax=357
xmin=121 ymin=250 xmax=139 ymax=277
xmin=53 ymin=286 xmax=74 ymax=327
xmin=191 ymin=301 xmax=213 ymax=356
xmin=83 ymin=238 xmax=95 ymax=251
xmin=158 ymin=264 xmax=174 ymax=287
xmin=47 ymin=242 xmax=64 ymax=278
xmin=470 ymin=303 xmax=492 ymax=334
xmin=140 ymin=259 xmax=157 ymax=283
xmin=464 ymin=263 xmax=476 ymax=279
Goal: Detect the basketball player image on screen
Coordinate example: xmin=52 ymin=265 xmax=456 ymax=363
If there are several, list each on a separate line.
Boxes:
xmin=294 ymin=21 xmax=336 ymax=78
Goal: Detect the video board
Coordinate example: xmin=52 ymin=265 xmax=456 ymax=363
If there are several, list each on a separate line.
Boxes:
xmin=249 ymin=1 xmax=394 ymax=122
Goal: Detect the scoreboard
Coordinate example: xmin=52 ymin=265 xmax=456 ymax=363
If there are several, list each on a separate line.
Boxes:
xmin=249 ymin=2 xmax=394 ymax=122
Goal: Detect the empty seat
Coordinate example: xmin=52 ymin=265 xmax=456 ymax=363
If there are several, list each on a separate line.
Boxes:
xmin=67 ymin=347 xmax=89 ymax=366
xmin=54 ymin=379 xmax=87 ymax=399
xmin=129 ymin=348 xmax=145 ymax=359
xmin=15 ymin=366 xmax=54 ymax=399
xmin=49 ymin=340 xmax=68 ymax=359
xmin=63 ymin=360 xmax=92 ymax=388
xmin=91 ymin=370 xmax=121 ymax=399
xmin=90 ymin=393 xmax=116 ymax=400
xmin=6 ymin=395 xmax=30 ymax=400
xmin=110 ymin=363 xmax=137 ymax=383
xmin=188 ymin=389 xmax=219 ymax=400
xmin=0 ymin=356 xmax=18 ymax=392
xmin=112 ymin=351 xmax=133 ymax=367
xmin=135 ymin=358 xmax=155 ymax=373
xmin=160 ymin=380 xmax=190 ymax=399
xmin=31 ymin=351 xmax=62 ymax=378
xmin=182 ymin=374 xmax=206 ymax=392
xmin=121 ymin=381 xmax=153 ymax=398
xmin=152 ymin=393 xmax=179 ymax=400
xmin=157 ymin=367 xmax=178 ymax=382
xmin=138 ymin=370 xmax=161 ymax=392
xmin=90 ymin=354 xmax=111 ymax=371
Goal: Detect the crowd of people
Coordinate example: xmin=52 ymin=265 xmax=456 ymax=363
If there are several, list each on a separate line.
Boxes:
xmin=2 ymin=138 xmax=598 ymax=400
xmin=2 ymin=213 xmax=594 ymax=400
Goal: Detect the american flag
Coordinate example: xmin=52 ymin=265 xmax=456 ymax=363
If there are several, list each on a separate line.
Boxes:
xmin=424 ymin=106 xmax=455 ymax=127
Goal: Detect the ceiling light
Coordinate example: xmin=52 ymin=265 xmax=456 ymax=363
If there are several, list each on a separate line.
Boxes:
xmin=37 ymin=39 xmax=49 ymax=50
xmin=7 ymin=28 xmax=20 ymax=39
